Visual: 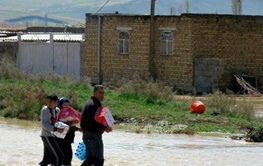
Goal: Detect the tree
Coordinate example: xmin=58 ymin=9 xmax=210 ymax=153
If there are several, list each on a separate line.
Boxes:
xmin=185 ymin=0 xmax=190 ymax=13
xmin=232 ymin=0 xmax=242 ymax=15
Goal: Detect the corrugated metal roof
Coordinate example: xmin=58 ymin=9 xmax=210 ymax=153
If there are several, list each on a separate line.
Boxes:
xmin=0 ymin=30 xmax=17 ymax=34
xmin=0 ymin=33 xmax=84 ymax=42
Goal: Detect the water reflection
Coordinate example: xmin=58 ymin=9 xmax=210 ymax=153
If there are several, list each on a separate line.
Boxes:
xmin=1 ymin=118 xmax=263 ymax=166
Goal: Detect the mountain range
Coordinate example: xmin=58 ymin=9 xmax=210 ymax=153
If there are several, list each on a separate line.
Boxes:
xmin=0 ymin=0 xmax=263 ymax=26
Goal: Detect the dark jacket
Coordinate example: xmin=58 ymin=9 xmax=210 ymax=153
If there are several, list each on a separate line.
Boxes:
xmin=80 ymin=97 xmax=106 ymax=134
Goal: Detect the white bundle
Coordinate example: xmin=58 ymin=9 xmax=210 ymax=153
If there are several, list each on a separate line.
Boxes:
xmin=51 ymin=121 xmax=69 ymax=139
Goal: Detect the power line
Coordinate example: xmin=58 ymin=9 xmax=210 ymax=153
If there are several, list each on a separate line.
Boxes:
xmin=94 ymin=0 xmax=110 ymax=14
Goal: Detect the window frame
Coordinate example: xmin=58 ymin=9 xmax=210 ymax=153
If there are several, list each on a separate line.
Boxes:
xmin=118 ymin=31 xmax=130 ymax=55
xmin=116 ymin=27 xmax=132 ymax=55
xmin=160 ymin=31 xmax=174 ymax=55
xmin=158 ymin=27 xmax=177 ymax=56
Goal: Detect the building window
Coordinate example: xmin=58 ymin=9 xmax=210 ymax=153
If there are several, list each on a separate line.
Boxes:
xmin=160 ymin=31 xmax=174 ymax=55
xmin=118 ymin=31 xmax=130 ymax=54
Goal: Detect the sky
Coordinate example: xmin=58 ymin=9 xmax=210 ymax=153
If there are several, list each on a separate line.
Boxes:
xmin=1 ymin=0 xmax=263 ymax=25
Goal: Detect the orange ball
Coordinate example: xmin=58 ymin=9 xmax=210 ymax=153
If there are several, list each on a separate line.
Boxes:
xmin=190 ymin=101 xmax=205 ymax=113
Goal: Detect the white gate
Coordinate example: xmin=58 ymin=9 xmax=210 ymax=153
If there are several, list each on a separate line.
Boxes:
xmin=17 ymin=41 xmax=81 ymax=78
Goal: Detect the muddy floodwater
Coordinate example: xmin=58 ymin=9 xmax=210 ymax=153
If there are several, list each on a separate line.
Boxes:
xmin=1 ymin=117 xmax=263 ymax=166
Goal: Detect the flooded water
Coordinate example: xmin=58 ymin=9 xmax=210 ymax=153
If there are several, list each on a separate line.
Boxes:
xmin=1 ymin=117 xmax=263 ymax=166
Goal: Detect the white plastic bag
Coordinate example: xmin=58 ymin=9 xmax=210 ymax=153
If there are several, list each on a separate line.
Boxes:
xmin=51 ymin=121 xmax=69 ymax=139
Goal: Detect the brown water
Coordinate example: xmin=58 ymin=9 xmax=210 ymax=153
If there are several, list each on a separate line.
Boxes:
xmin=1 ymin=117 xmax=263 ymax=166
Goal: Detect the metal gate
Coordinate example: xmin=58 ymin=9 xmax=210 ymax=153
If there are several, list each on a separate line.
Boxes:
xmin=194 ymin=57 xmax=224 ymax=94
xmin=17 ymin=41 xmax=81 ymax=78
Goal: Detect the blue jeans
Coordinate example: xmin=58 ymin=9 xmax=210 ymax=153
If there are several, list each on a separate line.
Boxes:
xmin=81 ymin=131 xmax=104 ymax=166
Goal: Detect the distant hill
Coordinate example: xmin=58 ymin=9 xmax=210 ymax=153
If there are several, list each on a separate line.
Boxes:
xmin=1 ymin=0 xmax=263 ymax=26
xmin=6 ymin=15 xmax=66 ymax=24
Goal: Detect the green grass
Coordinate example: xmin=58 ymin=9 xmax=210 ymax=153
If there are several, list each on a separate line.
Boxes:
xmin=1 ymin=76 xmax=263 ymax=134
xmin=1 ymin=57 xmax=263 ymax=134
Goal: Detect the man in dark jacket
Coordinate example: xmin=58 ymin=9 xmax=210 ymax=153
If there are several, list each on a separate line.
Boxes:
xmin=80 ymin=85 xmax=112 ymax=166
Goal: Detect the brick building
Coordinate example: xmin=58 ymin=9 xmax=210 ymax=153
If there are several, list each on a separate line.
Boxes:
xmin=83 ymin=13 xmax=263 ymax=94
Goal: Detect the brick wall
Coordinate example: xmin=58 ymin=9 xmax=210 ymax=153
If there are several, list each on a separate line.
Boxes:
xmin=84 ymin=13 xmax=263 ymax=93
xmin=190 ymin=14 xmax=263 ymax=91
xmin=83 ymin=16 xmax=99 ymax=83
xmin=154 ymin=16 xmax=193 ymax=92
xmin=84 ymin=15 xmax=152 ymax=84
xmin=100 ymin=16 xmax=150 ymax=81
xmin=84 ymin=14 xmax=194 ymax=92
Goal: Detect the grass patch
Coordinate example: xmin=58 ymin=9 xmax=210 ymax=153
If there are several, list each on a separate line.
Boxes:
xmin=1 ymin=56 xmax=263 ymax=134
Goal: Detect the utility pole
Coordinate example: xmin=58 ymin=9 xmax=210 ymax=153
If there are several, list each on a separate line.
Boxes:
xmin=149 ymin=0 xmax=156 ymax=79
xmin=45 ymin=14 xmax=47 ymax=26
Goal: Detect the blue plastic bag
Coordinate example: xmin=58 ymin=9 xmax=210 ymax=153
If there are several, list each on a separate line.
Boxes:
xmin=75 ymin=141 xmax=87 ymax=161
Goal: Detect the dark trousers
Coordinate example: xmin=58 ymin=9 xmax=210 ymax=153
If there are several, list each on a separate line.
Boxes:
xmin=40 ymin=136 xmax=64 ymax=166
xmin=56 ymin=126 xmax=76 ymax=165
xmin=81 ymin=131 xmax=104 ymax=166
xmin=56 ymin=137 xmax=73 ymax=165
